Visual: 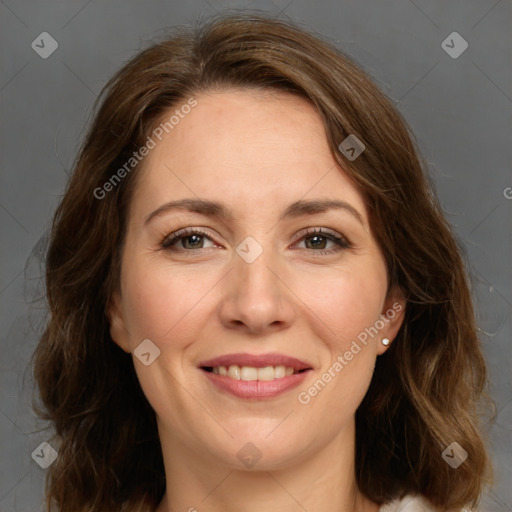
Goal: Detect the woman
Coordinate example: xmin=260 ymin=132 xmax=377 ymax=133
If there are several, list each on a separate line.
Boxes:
xmin=32 ymin=13 xmax=494 ymax=512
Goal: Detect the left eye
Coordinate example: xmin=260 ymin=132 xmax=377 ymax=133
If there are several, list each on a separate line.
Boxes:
xmin=296 ymin=229 xmax=349 ymax=251
xmin=161 ymin=228 xmax=351 ymax=253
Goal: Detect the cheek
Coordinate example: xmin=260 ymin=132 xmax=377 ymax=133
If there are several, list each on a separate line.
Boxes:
xmin=293 ymin=260 xmax=388 ymax=351
xmin=118 ymin=260 xmax=217 ymax=424
xmin=290 ymin=258 xmax=387 ymax=412
xmin=119 ymin=257 xmax=222 ymax=348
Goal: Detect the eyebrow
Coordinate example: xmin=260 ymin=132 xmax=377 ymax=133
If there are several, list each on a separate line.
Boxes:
xmin=144 ymin=198 xmax=364 ymax=226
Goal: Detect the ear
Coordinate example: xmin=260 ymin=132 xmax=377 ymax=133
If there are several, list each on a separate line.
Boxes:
xmin=106 ymin=291 xmax=131 ymax=354
xmin=377 ymin=285 xmax=406 ymax=355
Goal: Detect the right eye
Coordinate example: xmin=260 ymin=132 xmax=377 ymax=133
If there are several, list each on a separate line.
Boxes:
xmin=161 ymin=228 xmax=219 ymax=252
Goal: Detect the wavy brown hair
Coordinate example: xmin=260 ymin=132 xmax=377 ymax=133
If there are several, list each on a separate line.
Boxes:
xmin=32 ymin=12 xmax=494 ymax=512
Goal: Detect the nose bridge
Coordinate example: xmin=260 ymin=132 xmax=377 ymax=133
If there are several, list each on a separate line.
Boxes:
xmin=219 ymin=233 xmax=295 ymax=332
xmin=234 ymin=233 xmax=281 ymax=297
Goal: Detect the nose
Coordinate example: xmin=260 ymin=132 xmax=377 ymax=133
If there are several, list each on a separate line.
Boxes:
xmin=218 ymin=243 xmax=297 ymax=335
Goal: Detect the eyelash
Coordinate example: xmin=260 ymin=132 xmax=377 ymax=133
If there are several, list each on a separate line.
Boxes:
xmin=160 ymin=227 xmax=352 ymax=256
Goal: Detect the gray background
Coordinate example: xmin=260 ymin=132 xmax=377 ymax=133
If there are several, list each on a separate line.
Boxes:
xmin=1 ymin=0 xmax=510 ymax=510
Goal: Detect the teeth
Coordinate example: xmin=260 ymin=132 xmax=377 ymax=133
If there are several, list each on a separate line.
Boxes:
xmin=228 ymin=365 xmax=241 ymax=380
xmin=211 ymin=365 xmax=299 ymax=381
xmin=257 ymin=366 xmax=275 ymax=381
xmin=241 ymin=366 xmax=258 ymax=381
xmin=274 ymin=366 xmax=285 ymax=379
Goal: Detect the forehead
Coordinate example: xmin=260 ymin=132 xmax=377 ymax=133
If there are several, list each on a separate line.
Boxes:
xmin=130 ymin=89 xmax=367 ymax=222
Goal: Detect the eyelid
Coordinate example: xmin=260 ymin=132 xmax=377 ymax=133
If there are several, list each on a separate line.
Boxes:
xmin=160 ymin=226 xmax=352 ymax=254
xmin=161 ymin=227 xmax=217 ymax=249
xmin=292 ymin=227 xmax=351 ymax=247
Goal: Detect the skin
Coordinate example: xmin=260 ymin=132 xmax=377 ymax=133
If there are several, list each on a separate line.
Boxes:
xmin=108 ymin=89 xmax=405 ymax=512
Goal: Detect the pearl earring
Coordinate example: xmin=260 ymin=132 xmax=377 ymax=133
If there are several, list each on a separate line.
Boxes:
xmin=381 ymin=338 xmax=390 ymax=346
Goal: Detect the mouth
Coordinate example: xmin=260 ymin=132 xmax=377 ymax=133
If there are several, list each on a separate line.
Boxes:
xmin=198 ymin=353 xmax=313 ymax=399
xmin=201 ymin=364 xmax=310 ymax=381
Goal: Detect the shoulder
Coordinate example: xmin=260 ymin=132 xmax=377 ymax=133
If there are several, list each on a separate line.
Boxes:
xmin=378 ymin=494 xmax=467 ymax=512
xmin=378 ymin=495 xmax=426 ymax=512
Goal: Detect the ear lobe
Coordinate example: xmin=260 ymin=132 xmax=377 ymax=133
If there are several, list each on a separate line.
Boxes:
xmin=106 ymin=292 xmax=131 ymax=354
xmin=379 ymin=286 xmax=406 ymax=351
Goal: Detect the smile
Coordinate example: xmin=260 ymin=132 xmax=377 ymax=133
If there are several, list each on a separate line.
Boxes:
xmin=198 ymin=353 xmax=313 ymax=399
xmin=203 ymin=364 xmax=306 ymax=380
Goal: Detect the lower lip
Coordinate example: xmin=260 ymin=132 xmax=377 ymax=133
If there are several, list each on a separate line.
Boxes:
xmin=201 ymin=369 xmax=311 ymax=399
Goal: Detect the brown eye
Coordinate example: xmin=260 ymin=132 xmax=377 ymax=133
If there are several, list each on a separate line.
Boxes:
xmin=162 ymin=228 xmax=216 ymax=251
xmin=296 ymin=228 xmax=351 ymax=254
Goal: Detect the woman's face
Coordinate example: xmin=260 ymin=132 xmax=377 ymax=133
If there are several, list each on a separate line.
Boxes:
xmin=108 ymin=89 xmax=404 ymax=471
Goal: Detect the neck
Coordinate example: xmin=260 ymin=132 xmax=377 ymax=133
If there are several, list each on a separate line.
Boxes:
xmin=155 ymin=417 xmax=379 ymax=512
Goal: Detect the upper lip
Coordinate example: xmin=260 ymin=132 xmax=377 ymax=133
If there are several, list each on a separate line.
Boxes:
xmin=198 ymin=353 xmax=312 ymax=371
